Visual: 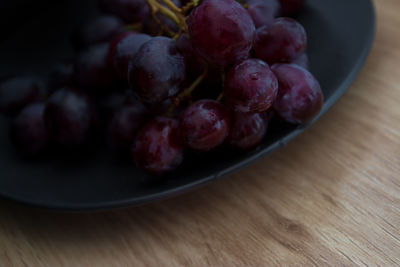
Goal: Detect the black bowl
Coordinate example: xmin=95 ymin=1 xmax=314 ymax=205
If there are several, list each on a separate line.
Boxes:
xmin=0 ymin=0 xmax=375 ymax=211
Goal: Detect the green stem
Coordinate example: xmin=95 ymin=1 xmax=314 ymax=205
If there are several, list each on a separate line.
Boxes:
xmin=160 ymin=0 xmax=182 ymax=13
xmin=178 ymin=66 xmax=208 ymax=99
xmin=216 ymin=92 xmax=224 ymax=102
xmin=147 ymin=0 xmax=181 ymax=26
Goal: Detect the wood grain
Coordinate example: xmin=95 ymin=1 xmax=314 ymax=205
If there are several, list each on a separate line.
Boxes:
xmin=0 ymin=0 xmax=399 ymax=266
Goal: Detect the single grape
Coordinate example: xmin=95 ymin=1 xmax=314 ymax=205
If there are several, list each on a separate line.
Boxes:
xmin=188 ymin=0 xmax=255 ymax=67
xmin=128 ymin=37 xmax=185 ymax=103
xmin=107 ymin=100 xmax=148 ymax=151
xmin=75 ymin=43 xmax=117 ymax=90
xmin=271 ymin=63 xmax=323 ymax=124
xmin=48 ymin=62 xmax=76 ymax=93
xmin=110 ymin=32 xmax=152 ymax=79
xmin=279 ymin=0 xmax=305 ymax=17
xmin=179 ymin=100 xmax=230 ymax=151
xmin=224 ymin=59 xmax=278 ymax=113
xmin=254 ymin=18 xmax=307 ymax=64
xmin=228 ymin=111 xmax=268 ymax=150
xmin=291 ymin=53 xmax=309 ymax=69
xmin=73 ymin=15 xmax=125 ymax=49
xmin=246 ymin=0 xmax=281 ymax=28
xmin=10 ymin=103 xmax=48 ymax=156
xmin=0 ymin=76 xmax=44 ymax=116
xmin=99 ymin=0 xmax=148 ymax=23
xmin=44 ymin=88 xmax=97 ymax=147
xmin=133 ymin=117 xmax=183 ymax=175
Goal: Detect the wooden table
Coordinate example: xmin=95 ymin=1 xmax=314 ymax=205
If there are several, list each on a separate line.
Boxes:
xmin=1 ymin=0 xmax=399 ymax=266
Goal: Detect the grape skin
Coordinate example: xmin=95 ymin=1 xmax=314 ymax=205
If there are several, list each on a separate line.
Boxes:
xmin=179 ymin=100 xmax=231 ymax=151
xmin=228 ymin=111 xmax=268 ymax=150
xmin=133 ymin=117 xmax=183 ymax=175
xmin=111 ymin=33 xmax=152 ymax=79
xmin=224 ymin=59 xmax=278 ymax=113
xmin=128 ymin=37 xmax=186 ymax=104
xmin=44 ymin=88 xmax=97 ymax=147
xmin=10 ymin=103 xmax=48 ymax=156
xmin=107 ymin=100 xmax=148 ymax=151
xmin=188 ymin=0 xmax=256 ymax=67
xmin=247 ymin=0 xmax=281 ymax=28
xmin=73 ymin=15 xmax=125 ymax=49
xmin=0 ymin=76 xmax=44 ymax=116
xmin=254 ymin=18 xmax=307 ymax=64
xmin=272 ymin=63 xmax=323 ymax=124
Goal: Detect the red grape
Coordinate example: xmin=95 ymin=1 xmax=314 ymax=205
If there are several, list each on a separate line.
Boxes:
xmin=99 ymin=0 xmax=149 ymax=23
xmin=128 ymin=37 xmax=185 ymax=103
xmin=133 ymin=117 xmax=183 ymax=174
xmin=291 ymin=53 xmax=309 ymax=69
xmin=0 ymin=76 xmax=44 ymax=116
xmin=279 ymin=0 xmax=305 ymax=17
xmin=179 ymin=100 xmax=231 ymax=151
xmin=188 ymin=0 xmax=255 ymax=67
xmin=228 ymin=111 xmax=268 ymax=150
xmin=272 ymin=63 xmax=323 ymax=124
xmin=247 ymin=0 xmax=281 ymax=28
xmin=74 ymin=43 xmax=117 ymax=90
xmin=48 ymin=62 xmax=76 ymax=92
xmin=107 ymin=100 xmax=148 ymax=151
xmin=44 ymin=88 xmax=97 ymax=147
xmin=10 ymin=103 xmax=48 ymax=156
xmin=224 ymin=59 xmax=278 ymax=113
xmin=73 ymin=16 xmax=125 ymax=49
xmin=254 ymin=18 xmax=307 ymax=64
xmin=176 ymin=34 xmax=204 ymax=77
xmin=110 ymin=32 xmax=152 ymax=79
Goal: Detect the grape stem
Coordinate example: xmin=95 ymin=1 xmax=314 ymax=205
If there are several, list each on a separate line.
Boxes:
xmin=160 ymin=0 xmax=182 ymax=13
xmin=146 ymin=0 xmax=189 ymax=34
xmin=165 ymin=65 xmax=209 ymax=117
xmin=216 ymin=92 xmax=224 ymax=102
xmin=147 ymin=0 xmax=180 ymax=26
xmin=125 ymin=23 xmax=142 ymax=32
xmin=178 ymin=66 xmax=208 ymax=100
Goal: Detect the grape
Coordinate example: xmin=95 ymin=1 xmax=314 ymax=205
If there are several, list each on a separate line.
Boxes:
xmin=75 ymin=43 xmax=117 ymax=90
xmin=0 ymin=76 xmax=44 ymax=116
xmin=254 ymin=18 xmax=307 ymax=64
xmin=246 ymin=0 xmax=281 ymax=28
xmin=107 ymin=100 xmax=148 ymax=151
xmin=224 ymin=59 xmax=278 ymax=113
xmin=73 ymin=15 xmax=125 ymax=49
xmin=291 ymin=53 xmax=309 ymax=69
xmin=10 ymin=103 xmax=48 ymax=156
xmin=48 ymin=62 xmax=76 ymax=92
xmin=271 ymin=63 xmax=323 ymax=124
xmin=228 ymin=111 xmax=268 ymax=150
xmin=44 ymin=88 xmax=97 ymax=147
xmin=128 ymin=37 xmax=185 ymax=103
xmin=110 ymin=32 xmax=152 ymax=79
xmin=279 ymin=0 xmax=304 ymax=17
xmin=99 ymin=0 xmax=149 ymax=23
xmin=97 ymin=91 xmax=133 ymax=121
xmin=187 ymin=0 xmax=255 ymax=67
xmin=176 ymin=34 xmax=204 ymax=77
xmin=133 ymin=117 xmax=183 ymax=174
xmin=179 ymin=100 xmax=230 ymax=151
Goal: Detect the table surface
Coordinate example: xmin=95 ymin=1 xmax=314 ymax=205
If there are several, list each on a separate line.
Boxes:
xmin=1 ymin=0 xmax=399 ymax=266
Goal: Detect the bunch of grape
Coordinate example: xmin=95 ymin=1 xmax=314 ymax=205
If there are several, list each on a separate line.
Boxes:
xmin=0 ymin=0 xmax=323 ymax=175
